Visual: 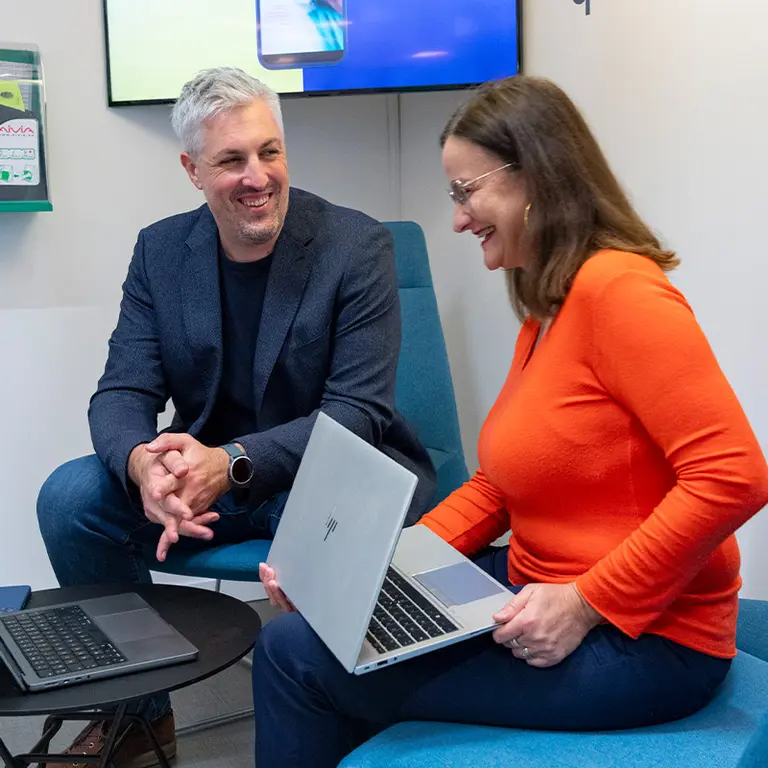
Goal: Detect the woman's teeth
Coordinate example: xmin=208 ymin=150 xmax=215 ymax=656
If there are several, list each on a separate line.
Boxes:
xmin=478 ymin=227 xmax=495 ymax=243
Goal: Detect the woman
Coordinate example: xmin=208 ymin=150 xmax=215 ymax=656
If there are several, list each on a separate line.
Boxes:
xmin=253 ymin=76 xmax=768 ymax=767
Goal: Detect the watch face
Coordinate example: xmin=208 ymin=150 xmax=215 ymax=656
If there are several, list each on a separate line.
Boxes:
xmin=230 ymin=455 xmax=253 ymax=485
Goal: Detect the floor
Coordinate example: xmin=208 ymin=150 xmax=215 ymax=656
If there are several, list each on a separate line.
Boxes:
xmin=0 ymin=600 xmax=282 ymax=767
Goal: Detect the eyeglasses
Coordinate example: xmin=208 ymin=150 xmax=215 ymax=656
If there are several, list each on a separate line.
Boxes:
xmin=448 ymin=163 xmax=517 ymax=206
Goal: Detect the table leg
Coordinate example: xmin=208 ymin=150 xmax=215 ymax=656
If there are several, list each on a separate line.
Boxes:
xmin=121 ymin=712 xmax=172 ymax=768
xmin=97 ymin=703 xmax=127 ymax=768
xmin=32 ymin=716 xmax=64 ymax=755
xmin=7 ymin=700 xmax=168 ymax=768
xmin=0 ymin=736 xmax=23 ymax=768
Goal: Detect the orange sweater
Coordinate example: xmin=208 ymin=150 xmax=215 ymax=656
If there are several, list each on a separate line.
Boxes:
xmin=421 ymin=250 xmax=768 ymax=658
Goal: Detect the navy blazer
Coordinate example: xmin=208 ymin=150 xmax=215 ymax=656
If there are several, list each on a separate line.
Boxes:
xmin=89 ymin=188 xmax=436 ymax=522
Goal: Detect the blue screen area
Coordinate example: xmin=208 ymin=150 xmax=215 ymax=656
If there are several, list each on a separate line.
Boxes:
xmin=299 ymin=0 xmax=519 ymax=93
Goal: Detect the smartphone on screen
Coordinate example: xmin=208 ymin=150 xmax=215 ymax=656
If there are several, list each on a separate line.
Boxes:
xmin=257 ymin=0 xmax=346 ymax=70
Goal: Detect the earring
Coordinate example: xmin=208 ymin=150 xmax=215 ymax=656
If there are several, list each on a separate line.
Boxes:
xmin=524 ymin=202 xmax=532 ymax=230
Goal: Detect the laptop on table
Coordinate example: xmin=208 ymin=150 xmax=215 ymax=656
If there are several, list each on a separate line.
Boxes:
xmin=0 ymin=592 xmax=198 ymax=692
xmin=267 ymin=412 xmax=512 ymax=675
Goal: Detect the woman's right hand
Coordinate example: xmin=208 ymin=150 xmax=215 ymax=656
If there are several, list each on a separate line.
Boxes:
xmin=259 ymin=563 xmax=296 ymax=613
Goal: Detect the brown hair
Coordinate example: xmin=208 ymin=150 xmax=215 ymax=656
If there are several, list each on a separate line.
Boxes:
xmin=441 ymin=76 xmax=678 ymax=320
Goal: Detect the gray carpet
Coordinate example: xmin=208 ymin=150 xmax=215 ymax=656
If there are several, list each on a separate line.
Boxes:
xmin=0 ymin=599 xmax=283 ymax=767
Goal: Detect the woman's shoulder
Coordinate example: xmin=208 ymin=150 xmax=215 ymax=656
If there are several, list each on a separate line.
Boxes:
xmin=576 ymin=249 xmax=665 ymax=286
xmin=570 ymin=249 xmax=678 ymax=305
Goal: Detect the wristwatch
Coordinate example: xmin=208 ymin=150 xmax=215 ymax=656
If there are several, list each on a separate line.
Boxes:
xmin=221 ymin=443 xmax=254 ymax=488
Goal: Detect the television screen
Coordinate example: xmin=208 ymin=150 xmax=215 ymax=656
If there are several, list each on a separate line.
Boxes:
xmin=103 ymin=0 xmax=521 ymax=105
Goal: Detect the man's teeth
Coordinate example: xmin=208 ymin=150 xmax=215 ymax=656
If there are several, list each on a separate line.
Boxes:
xmin=242 ymin=195 xmax=270 ymax=208
xmin=477 ymin=227 xmax=495 ymax=239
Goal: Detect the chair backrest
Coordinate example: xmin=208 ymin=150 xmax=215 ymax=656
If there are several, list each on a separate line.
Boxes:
xmin=385 ymin=221 xmax=469 ymax=507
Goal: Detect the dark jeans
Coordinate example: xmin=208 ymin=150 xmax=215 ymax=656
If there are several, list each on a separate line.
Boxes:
xmin=36 ymin=454 xmax=286 ymax=721
xmin=252 ymin=547 xmax=732 ymax=768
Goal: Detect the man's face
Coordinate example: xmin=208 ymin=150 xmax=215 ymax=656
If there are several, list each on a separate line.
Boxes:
xmin=181 ymin=99 xmax=289 ymax=254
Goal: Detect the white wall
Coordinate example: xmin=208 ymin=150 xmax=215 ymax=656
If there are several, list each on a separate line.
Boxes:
xmin=520 ymin=0 xmax=768 ymax=597
xmin=399 ymin=90 xmax=521 ymax=461
xmin=0 ymin=0 xmax=398 ymax=592
xmin=2 ymin=0 xmax=767 ymax=599
xmin=397 ymin=1 xmax=768 ymax=597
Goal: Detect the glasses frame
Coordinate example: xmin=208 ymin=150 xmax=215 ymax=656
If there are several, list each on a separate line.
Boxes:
xmin=448 ymin=162 xmax=517 ymax=206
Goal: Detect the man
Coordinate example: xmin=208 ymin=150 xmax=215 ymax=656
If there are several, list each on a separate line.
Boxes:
xmin=36 ymin=67 xmax=435 ymax=767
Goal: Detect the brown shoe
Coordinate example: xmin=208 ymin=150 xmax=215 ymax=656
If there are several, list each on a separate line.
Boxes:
xmin=46 ymin=710 xmax=176 ymax=768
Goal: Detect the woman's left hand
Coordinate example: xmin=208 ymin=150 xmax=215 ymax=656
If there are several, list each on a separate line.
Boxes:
xmin=492 ymin=583 xmax=602 ymax=668
xmin=259 ymin=563 xmax=296 ymax=613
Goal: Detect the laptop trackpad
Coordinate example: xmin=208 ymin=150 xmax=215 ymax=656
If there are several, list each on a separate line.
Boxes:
xmin=97 ymin=609 xmax=175 ymax=643
xmin=414 ymin=563 xmax=505 ymax=607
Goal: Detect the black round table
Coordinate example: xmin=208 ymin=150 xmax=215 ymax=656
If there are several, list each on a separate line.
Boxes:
xmin=0 ymin=583 xmax=261 ymax=767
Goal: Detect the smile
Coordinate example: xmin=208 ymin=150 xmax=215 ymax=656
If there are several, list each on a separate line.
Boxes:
xmin=238 ymin=193 xmax=271 ymax=209
xmin=475 ymin=226 xmax=496 ymax=245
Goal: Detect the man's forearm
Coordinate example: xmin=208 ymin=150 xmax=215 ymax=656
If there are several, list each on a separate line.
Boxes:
xmin=89 ymin=391 xmax=161 ymax=493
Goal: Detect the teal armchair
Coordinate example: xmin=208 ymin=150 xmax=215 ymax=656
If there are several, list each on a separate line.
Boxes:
xmin=340 ymin=598 xmax=768 ymax=768
xmin=153 ymin=221 xmax=469 ymax=582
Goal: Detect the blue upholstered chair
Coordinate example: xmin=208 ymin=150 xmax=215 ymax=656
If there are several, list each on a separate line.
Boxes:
xmin=338 ymin=598 xmax=768 ymax=768
xmin=153 ymin=220 xmax=469 ymax=584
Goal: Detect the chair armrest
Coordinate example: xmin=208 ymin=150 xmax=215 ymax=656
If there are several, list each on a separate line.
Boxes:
xmin=736 ymin=599 xmax=768 ymax=662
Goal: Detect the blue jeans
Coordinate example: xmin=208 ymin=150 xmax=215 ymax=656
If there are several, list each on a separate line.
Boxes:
xmin=252 ymin=547 xmax=731 ymax=768
xmin=36 ymin=454 xmax=286 ymax=722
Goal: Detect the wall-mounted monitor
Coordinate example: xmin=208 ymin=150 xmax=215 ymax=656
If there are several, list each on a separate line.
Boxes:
xmin=103 ymin=0 xmax=521 ymax=105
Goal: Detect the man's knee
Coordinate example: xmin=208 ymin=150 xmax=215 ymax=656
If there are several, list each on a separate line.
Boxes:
xmin=254 ymin=612 xmax=332 ymax=678
xmin=37 ymin=455 xmax=121 ymax=541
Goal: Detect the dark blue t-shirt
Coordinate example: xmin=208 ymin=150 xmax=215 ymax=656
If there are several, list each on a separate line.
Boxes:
xmin=200 ymin=248 xmax=273 ymax=447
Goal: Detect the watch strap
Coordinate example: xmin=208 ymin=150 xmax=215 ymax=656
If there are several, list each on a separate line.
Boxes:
xmin=221 ymin=443 xmax=246 ymax=461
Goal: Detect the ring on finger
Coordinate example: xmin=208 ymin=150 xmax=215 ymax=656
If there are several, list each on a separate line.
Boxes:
xmin=521 ymin=646 xmax=532 ymax=660
xmin=510 ymin=637 xmax=521 ymax=649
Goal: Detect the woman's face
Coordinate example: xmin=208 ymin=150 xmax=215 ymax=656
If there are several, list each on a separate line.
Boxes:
xmin=442 ymin=136 xmax=530 ymax=271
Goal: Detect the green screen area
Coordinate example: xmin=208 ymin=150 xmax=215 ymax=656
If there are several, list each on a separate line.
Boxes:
xmin=105 ymin=0 xmax=304 ymax=103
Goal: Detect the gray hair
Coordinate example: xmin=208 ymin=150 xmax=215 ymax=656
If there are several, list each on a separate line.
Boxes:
xmin=171 ymin=67 xmax=284 ymax=157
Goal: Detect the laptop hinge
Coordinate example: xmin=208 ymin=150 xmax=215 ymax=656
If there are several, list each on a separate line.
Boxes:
xmin=0 ymin=632 xmax=28 ymax=690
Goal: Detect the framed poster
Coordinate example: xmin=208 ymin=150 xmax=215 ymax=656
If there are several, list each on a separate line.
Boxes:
xmin=0 ymin=43 xmax=51 ymax=212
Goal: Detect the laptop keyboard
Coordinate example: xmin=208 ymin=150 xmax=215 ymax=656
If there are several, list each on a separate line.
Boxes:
xmin=0 ymin=605 xmax=126 ymax=679
xmin=366 ymin=567 xmax=459 ymax=653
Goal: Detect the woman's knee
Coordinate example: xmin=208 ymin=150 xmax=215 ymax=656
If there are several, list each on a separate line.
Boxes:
xmin=36 ymin=455 xmax=120 ymax=540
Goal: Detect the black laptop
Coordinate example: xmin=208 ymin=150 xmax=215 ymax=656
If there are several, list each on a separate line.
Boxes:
xmin=0 ymin=593 xmax=197 ymax=691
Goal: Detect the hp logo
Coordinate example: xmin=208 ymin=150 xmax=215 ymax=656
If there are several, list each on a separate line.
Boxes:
xmin=324 ymin=514 xmax=339 ymax=541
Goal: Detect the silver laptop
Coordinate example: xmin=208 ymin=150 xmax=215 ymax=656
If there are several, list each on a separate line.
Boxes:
xmin=267 ymin=412 xmax=512 ymax=675
xmin=0 ymin=592 xmax=198 ymax=691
